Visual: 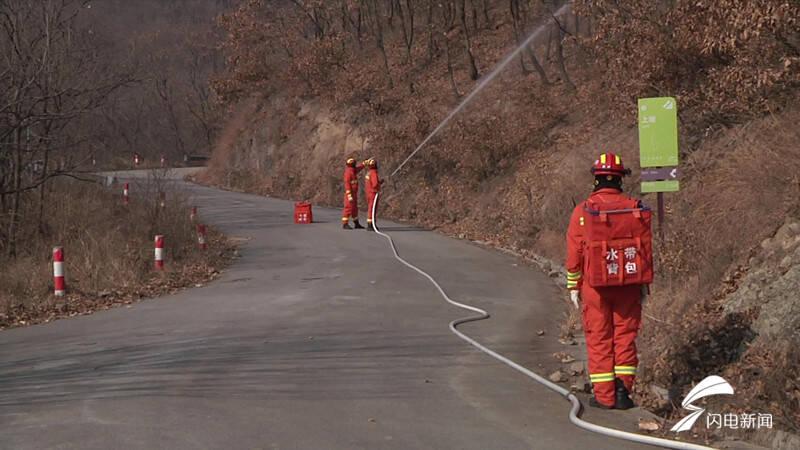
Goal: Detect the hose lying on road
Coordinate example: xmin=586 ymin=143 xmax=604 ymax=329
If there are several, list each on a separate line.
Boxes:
xmin=370 ymin=193 xmax=715 ymax=450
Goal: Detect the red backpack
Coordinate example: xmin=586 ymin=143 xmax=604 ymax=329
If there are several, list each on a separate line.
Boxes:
xmin=583 ymin=198 xmax=653 ymax=287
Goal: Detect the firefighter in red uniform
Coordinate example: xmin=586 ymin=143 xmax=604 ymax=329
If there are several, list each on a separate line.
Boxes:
xmin=565 ymin=153 xmax=648 ymax=410
xmin=364 ymin=158 xmax=382 ymax=231
xmin=342 ymin=157 xmax=366 ymax=229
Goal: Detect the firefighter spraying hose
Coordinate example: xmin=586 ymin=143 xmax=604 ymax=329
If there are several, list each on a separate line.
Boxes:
xmin=370 ymin=165 xmax=713 ymax=449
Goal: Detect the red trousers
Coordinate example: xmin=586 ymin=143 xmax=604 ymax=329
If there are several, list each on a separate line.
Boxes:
xmin=581 ymin=284 xmax=641 ymax=407
xmin=366 ymin=192 xmax=378 ymax=223
xmin=342 ymin=193 xmax=358 ymax=222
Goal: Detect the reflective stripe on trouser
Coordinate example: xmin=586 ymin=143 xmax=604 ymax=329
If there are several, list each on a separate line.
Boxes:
xmin=615 ymin=365 xmax=637 ymax=392
xmin=581 ymin=283 xmax=642 ymax=406
xmin=614 ymin=365 xmax=636 ymax=375
xmin=589 ymin=372 xmax=615 ymax=383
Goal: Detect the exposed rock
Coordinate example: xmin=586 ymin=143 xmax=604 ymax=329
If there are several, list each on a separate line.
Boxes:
xmin=549 ymin=370 xmax=566 ymax=383
xmin=725 ymin=233 xmax=800 ymax=339
xmin=567 ymin=361 xmax=584 ymax=376
xmin=553 ymin=352 xmax=575 ymax=363
xmin=637 ymin=418 xmax=661 ymax=432
xmin=752 ymin=428 xmax=800 ymax=450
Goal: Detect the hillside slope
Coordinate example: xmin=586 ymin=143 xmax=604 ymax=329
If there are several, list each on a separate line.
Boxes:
xmin=200 ymin=0 xmax=800 ymax=441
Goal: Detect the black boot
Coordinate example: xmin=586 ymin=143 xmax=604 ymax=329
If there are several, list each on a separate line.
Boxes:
xmin=342 ymin=222 xmax=352 ymax=230
xmin=366 ymin=222 xmax=375 ymax=231
xmin=589 ymin=396 xmax=614 ymax=410
xmin=353 ymin=220 xmax=364 ymax=229
xmin=614 ymin=378 xmax=635 ymax=410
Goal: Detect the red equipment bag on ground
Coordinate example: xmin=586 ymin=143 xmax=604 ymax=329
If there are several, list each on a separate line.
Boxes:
xmin=583 ymin=199 xmax=653 ymax=287
xmin=294 ymin=202 xmax=313 ymax=224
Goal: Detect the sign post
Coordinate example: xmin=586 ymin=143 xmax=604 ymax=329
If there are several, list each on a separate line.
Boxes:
xmin=638 ymin=97 xmax=680 ymax=237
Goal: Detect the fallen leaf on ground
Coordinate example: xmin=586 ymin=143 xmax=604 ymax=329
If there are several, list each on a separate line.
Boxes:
xmin=638 ymin=418 xmax=661 ymax=431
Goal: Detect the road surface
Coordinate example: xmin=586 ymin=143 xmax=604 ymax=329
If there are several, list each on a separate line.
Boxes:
xmin=1 ymin=172 xmax=655 ymax=449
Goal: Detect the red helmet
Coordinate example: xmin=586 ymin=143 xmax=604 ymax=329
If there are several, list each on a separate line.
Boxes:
xmin=591 ymin=153 xmax=631 ymax=176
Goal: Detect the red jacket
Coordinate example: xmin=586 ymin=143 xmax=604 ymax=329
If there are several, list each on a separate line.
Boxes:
xmin=565 ymin=188 xmax=638 ymax=290
xmin=365 ymin=168 xmax=381 ymax=196
xmin=344 ymin=163 xmax=364 ymax=200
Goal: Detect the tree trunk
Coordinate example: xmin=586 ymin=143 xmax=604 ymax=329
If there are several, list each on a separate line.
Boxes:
xmin=459 ymin=0 xmax=479 ymax=80
xmin=545 ymin=24 xmax=554 ymax=61
xmin=509 ymin=0 xmax=549 ymax=84
xmin=469 ymin=0 xmax=479 ymax=30
xmin=37 ymin=147 xmax=50 ymax=235
xmin=357 ymin=6 xmax=364 ymax=48
xmin=518 ymin=54 xmax=529 ymax=74
xmin=396 ymin=0 xmax=415 ymax=63
xmin=553 ymin=21 xmax=575 ymax=91
xmin=7 ymin=127 xmax=22 ymax=257
xmin=369 ymin=0 xmax=394 ymax=87
xmin=573 ymin=12 xmax=586 ymax=67
xmin=444 ymin=39 xmax=460 ymax=99
xmin=426 ymin=1 xmax=436 ymax=62
xmin=526 ymin=45 xmax=550 ymax=85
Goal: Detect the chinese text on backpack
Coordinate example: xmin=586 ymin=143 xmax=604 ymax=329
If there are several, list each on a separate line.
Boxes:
xmin=583 ymin=199 xmax=653 ymax=287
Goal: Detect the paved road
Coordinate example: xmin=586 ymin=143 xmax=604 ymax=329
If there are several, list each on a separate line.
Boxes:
xmin=0 ymin=174 xmax=654 ymax=449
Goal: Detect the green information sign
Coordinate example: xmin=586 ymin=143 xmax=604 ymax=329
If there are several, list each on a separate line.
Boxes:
xmin=641 ymin=180 xmax=680 ymax=193
xmin=638 ymin=97 xmax=679 ymax=168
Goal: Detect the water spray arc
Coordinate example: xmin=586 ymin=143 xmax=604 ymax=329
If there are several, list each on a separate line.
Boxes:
xmin=374 ymin=3 xmax=717 ymax=447
xmin=390 ymin=3 xmax=570 ymax=178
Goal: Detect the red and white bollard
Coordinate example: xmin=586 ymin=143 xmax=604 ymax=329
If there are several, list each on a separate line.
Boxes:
xmin=53 ymin=247 xmax=65 ymax=297
xmin=190 ymin=206 xmax=197 ymax=222
xmin=133 ymin=153 xmax=140 ymax=167
xmin=154 ymin=235 xmax=165 ymax=270
xmin=196 ymin=224 xmax=207 ymax=250
xmin=160 ymin=155 xmax=166 ymax=168
xmin=123 ymin=183 xmax=130 ymax=205
xmin=159 ymin=191 xmax=166 ymax=209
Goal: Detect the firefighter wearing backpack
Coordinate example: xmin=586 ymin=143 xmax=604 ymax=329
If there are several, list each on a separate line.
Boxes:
xmin=565 ymin=152 xmax=653 ymax=410
xmin=342 ymin=157 xmax=366 ymax=229
xmin=364 ymin=158 xmax=382 ymax=231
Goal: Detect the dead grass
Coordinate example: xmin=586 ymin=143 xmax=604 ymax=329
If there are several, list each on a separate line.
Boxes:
xmin=634 ymin=105 xmax=800 ymax=432
xmin=0 ymin=174 xmax=236 ymax=329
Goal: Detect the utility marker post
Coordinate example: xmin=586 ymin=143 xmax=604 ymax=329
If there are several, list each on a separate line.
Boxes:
xmin=638 ymin=97 xmax=680 ymax=239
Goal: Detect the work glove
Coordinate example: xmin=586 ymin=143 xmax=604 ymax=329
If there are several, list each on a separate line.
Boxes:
xmin=347 ymin=193 xmax=354 ymax=202
xmin=569 ymin=290 xmax=580 ymax=310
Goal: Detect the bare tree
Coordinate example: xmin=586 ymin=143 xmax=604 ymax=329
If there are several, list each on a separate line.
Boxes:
xmin=509 ymin=0 xmax=549 ymax=84
xmin=0 ymin=0 xmax=133 ymax=255
xmin=458 ymin=0 xmax=480 ymax=80
xmin=395 ymin=0 xmax=415 ymax=63
xmin=552 ymin=18 xmax=575 ymax=91
xmin=366 ymin=0 xmax=393 ymax=87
